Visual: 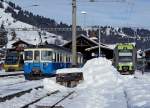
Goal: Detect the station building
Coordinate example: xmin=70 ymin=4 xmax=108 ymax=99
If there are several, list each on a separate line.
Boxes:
xmin=62 ymin=34 xmax=114 ymax=62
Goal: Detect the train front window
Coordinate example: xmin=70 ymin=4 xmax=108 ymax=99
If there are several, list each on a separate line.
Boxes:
xmin=25 ymin=51 xmax=33 ymax=60
xmin=41 ymin=51 xmax=52 ymax=61
xmin=34 ymin=51 xmax=40 ymax=61
xmin=119 ymin=56 xmax=132 ymax=62
xmin=5 ymin=55 xmax=18 ymax=64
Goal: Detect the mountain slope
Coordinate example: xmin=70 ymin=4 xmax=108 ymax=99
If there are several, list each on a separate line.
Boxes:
xmin=0 ymin=1 xmax=67 ymax=48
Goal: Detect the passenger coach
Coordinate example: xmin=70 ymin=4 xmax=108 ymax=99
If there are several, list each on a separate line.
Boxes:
xmin=24 ymin=44 xmax=83 ymax=80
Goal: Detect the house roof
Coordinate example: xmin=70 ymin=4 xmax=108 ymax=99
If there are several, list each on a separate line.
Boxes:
xmin=12 ymin=39 xmax=31 ymax=46
xmin=63 ymin=34 xmax=113 ymax=50
xmin=85 ymin=45 xmax=113 ymax=52
xmin=63 ymin=34 xmax=106 ymax=47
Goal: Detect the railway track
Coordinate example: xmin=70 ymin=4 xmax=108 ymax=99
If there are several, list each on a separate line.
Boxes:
xmin=21 ymin=90 xmax=59 ymax=108
xmin=0 ymin=86 xmax=43 ymax=102
xmin=30 ymin=91 xmax=75 ymax=108
xmin=0 ymin=80 xmax=43 ymax=102
xmin=0 ymin=72 xmax=24 ymax=77
xmin=0 ymin=80 xmax=28 ymax=89
xmin=0 ymin=75 xmax=25 ymax=87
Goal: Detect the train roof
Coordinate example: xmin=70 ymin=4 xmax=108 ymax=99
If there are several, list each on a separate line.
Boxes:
xmin=116 ymin=43 xmax=135 ymax=49
xmin=25 ymin=44 xmax=72 ymax=52
xmin=116 ymin=43 xmax=135 ymax=46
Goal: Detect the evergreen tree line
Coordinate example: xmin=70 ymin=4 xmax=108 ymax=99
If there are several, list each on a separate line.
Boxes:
xmin=0 ymin=1 xmax=85 ymax=40
xmin=0 ymin=1 xmax=150 ymax=48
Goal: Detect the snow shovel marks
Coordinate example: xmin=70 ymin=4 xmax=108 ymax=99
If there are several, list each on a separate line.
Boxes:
xmin=123 ymin=76 xmax=150 ymax=108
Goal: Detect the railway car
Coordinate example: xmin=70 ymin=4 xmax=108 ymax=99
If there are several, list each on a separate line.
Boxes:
xmin=113 ymin=43 xmax=137 ymax=75
xmin=144 ymin=49 xmax=150 ymax=66
xmin=4 ymin=51 xmax=24 ymax=72
xmin=24 ymin=44 xmax=83 ymax=80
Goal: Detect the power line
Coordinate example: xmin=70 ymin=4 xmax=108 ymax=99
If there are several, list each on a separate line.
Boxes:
xmin=3 ymin=27 xmax=83 ymax=32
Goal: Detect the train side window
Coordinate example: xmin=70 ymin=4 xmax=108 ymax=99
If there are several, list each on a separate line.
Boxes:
xmin=57 ymin=53 xmax=59 ymax=62
xmin=55 ymin=52 xmax=57 ymax=62
xmin=25 ymin=51 xmax=33 ymax=60
xmin=61 ymin=53 xmax=64 ymax=62
xmin=67 ymin=55 xmax=69 ymax=63
xmin=60 ymin=53 xmax=62 ymax=62
xmin=68 ymin=56 xmax=70 ymax=63
xmin=64 ymin=54 xmax=66 ymax=63
xmin=52 ymin=51 xmax=55 ymax=62
xmin=41 ymin=51 xmax=52 ymax=61
xmin=34 ymin=51 xmax=40 ymax=61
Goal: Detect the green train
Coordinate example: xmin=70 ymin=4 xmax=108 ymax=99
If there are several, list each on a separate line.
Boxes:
xmin=113 ymin=43 xmax=137 ymax=75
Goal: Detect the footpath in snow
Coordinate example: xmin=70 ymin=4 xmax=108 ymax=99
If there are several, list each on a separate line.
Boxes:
xmin=42 ymin=57 xmax=127 ymax=108
xmin=122 ymin=71 xmax=150 ymax=108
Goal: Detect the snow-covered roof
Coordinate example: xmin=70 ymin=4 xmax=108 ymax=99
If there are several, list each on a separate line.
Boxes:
xmin=85 ymin=45 xmax=114 ymax=51
xmin=144 ymin=48 xmax=150 ymax=52
xmin=56 ymin=68 xmax=82 ymax=74
xmin=62 ymin=34 xmax=98 ymax=46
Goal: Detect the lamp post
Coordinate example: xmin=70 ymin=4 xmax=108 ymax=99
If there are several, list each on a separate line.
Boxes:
xmin=81 ymin=11 xmax=87 ymax=29
xmin=72 ymin=0 xmax=77 ymax=67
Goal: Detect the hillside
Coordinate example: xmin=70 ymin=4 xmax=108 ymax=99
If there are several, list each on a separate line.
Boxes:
xmin=88 ymin=26 xmax=150 ymax=49
xmin=0 ymin=0 xmax=67 ymax=48
xmin=0 ymin=0 xmax=150 ymax=49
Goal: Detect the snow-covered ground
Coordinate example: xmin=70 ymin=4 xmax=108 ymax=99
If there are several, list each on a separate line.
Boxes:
xmin=0 ymin=75 xmax=25 ymax=87
xmin=39 ymin=58 xmax=150 ymax=108
xmin=0 ymin=80 xmax=42 ymax=97
xmin=33 ymin=58 xmax=127 ymax=108
xmin=0 ymin=71 xmax=23 ymax=75
xmin=0 ymin=88 xmax=49 ymax=108
xmin=1 ymin=57 xmax=150 ymax=108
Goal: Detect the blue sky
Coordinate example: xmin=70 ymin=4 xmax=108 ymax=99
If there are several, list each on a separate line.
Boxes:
xmin=9 ymin=0 xmax=150 ymax=28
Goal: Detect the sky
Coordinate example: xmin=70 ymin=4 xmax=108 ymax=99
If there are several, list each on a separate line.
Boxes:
xmin=9 ymin=0 xmax=150 ymax=28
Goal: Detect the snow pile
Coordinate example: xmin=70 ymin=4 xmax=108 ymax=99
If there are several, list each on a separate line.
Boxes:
xmin=43 ymin=57 xmax=127 ymax=108
xmin=69 ymin=57 xmax=127 ymax=108
xmin=43 ymin=78 xmax=67 ymax=92
xmin=80 ymin=57 xmax=119 ymax=88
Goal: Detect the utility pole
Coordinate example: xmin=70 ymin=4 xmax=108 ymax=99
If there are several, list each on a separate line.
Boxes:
xmin=98 ymin=26 xmax=101 ymax=57
xmin=72 ymin=0 xmax=77 ymax=67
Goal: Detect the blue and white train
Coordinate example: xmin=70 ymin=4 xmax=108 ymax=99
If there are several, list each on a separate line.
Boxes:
xmin=23 ymin=44 xmax=83 ymax=80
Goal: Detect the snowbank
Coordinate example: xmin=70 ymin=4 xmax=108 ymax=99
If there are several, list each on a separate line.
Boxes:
xmin=71 ymin=57 xmax=127 ymax=108
xmin=79 ymin=57 xmax=119 ymax=88
xmin=43 ymin=78 xmax=67 ymax=92
xmin=43 ymin=57 xmax=127 ymax=108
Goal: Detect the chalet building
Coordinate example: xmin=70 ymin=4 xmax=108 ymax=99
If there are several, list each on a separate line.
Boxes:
xmin=11 ymin=39 xmax=33 ymax=51
xmin=62 ymin=34 xmax=114 ymax=62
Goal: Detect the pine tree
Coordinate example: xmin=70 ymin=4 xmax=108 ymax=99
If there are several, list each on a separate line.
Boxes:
xmin=11 ymin=31 xmax=16 ymax=40
xmin=0 ymin=2 xmax=3 ymax=8
xmin=0 ymin=24 xmax=8 ymax=48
